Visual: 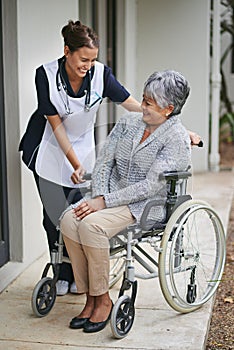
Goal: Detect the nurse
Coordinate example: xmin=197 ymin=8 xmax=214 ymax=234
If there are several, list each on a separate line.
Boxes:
xmin=20 ymin=20 xmax=142 ymax=296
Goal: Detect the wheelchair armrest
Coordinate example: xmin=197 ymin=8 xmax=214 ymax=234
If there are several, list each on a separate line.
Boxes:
xmin=140 ymin=199 xmax=166 ymax=231
xmin=83 ymin=173 xmax=92 ymax=181
xmin=159 ymin=170 xmax=192 ymax=182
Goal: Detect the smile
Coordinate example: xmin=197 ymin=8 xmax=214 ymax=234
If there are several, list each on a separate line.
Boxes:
xmin=79 ymin=68 xmax=87 ymax=74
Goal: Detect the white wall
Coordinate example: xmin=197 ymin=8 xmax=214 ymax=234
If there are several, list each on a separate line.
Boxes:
xmin=18 ymin=0 xmax=79 ymax=263
xmin=136 ymin=0 xmax=210 ymax=172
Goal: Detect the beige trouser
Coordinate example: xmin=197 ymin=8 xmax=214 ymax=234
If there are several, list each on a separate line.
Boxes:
xmin=60 ymin=206 xmax=135 ymax=296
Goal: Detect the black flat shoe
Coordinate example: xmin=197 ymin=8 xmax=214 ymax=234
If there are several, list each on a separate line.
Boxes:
xmin=69 ymin=316 xmax=89 ymax=329
xmin=83 ymin=302 xmax=113 ymax=333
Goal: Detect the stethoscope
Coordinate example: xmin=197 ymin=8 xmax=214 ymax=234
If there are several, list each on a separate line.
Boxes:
xmin=56 ymin=59 xmax=102 ymax=114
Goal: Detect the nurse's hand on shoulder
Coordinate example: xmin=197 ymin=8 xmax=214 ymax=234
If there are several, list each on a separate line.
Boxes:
xmin=188 ymin=130 xmax=201 ymax=146
xmin=71 ymin=164 xmax=86 ymax=184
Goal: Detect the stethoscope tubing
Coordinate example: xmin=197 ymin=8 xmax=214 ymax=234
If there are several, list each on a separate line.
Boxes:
xmin=56 ymin=59 xmax=102 ymax=114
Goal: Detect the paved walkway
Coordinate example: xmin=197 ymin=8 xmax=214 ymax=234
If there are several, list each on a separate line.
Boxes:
xmin=1 ymin=171 xmax=233 ymax=350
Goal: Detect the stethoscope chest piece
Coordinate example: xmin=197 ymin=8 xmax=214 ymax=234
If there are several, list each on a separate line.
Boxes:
xmin=84 ymin=105 xmax=90 ymax=112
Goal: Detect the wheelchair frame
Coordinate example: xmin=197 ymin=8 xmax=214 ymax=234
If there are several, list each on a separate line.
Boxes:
xmin=31 ymin=170 xmax=226 ymax=339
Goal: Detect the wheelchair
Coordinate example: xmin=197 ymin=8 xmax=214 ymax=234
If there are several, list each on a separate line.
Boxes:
xmin=31 ymin=169 xmax=226 ymax=339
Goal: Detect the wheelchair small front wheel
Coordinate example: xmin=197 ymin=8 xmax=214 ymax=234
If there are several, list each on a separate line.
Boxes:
xmin=111 ymin=295 xmax=135 ymax=339
xmin=31 ymin=277 xmax=57 ymax=317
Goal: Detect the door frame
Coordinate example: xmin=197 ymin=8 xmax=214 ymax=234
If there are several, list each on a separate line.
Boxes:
xmin=0 ymin=0 xmax=9 ymax=267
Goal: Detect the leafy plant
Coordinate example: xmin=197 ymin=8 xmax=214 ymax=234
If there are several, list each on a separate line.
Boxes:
xmin=219 ymin=0 xmax=234 ymax=142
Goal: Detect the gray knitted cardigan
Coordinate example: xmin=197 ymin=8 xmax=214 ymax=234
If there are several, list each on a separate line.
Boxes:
xmin=65 ymin=113 xmax=191 ymax=224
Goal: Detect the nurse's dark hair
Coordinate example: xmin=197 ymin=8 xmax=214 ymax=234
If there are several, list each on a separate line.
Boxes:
xmin=143 ymin=70 xmax=190 ymax=116
xmin=61 ymin=20 xmax=99 ymax=52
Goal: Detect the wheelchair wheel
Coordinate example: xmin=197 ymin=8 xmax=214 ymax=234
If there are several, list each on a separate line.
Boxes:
xmin=111 ymin=295 xmax=135 ymax=339
xmin=158 ymin=199 xmax=226 ymax=313
xmin=31 ymin=277 xmax=57 ymax=317
xmin=109 ymin=252 xmax=125 ymax=288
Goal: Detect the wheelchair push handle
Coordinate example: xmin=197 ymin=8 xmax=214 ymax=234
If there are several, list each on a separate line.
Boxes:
xmin=192 ymin=140 xmax=203 ymax=147
xmin=197 ymin=140 xmax=203 ymax=147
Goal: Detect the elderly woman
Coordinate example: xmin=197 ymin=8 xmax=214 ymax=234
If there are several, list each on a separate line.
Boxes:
xmin=60 ymin=70 xmax=192 ymax=333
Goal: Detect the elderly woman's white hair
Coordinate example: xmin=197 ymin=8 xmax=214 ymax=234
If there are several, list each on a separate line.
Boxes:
xmin=143 ymin=70 xmax=190 ymax=116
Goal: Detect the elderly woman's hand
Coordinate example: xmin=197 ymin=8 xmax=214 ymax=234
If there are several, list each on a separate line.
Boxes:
xmin=73 ymin=196 xmax=106 ymax=220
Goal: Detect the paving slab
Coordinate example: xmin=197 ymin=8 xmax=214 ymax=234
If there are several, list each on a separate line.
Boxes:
xmin=0 ymin=171 xmax=233 ymax=350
